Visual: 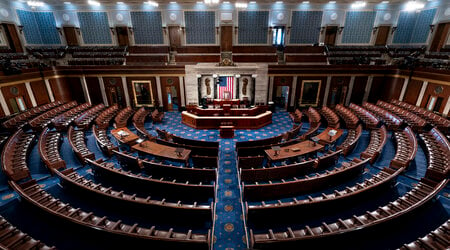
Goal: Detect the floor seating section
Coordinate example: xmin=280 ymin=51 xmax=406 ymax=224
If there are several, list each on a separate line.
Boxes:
xmin=243 ymin=157 xmax=369 ymax=201
xmin=2 ymin=101 xmax=62 ymax=129
xmin=92 ymin=125 xmax=118 ymax=156
xmin=390 ymin=127 xmax=418 ymax=169
xmin=142 ymin=158 xmax=216 ymax=183
xmin=299 ymin=107 xmax=321 ymax=139
xmin=246 ymin=167 xmax=404 ymax=224
xmin=68 ymin=125 xmax=95 ymax=164
xmin=52 ymin=103 xmax=91 ymax=131
xmin=0 ymin=215 xmax=55 ymax=249
xmin=38 ymin=127 xmax=66 ymax=172
xmin=55 ymin=168 xmax=213 ymax=224
xmin=9 ymin=179 xmax=211 ymax=250
xmin=114 ymin=106 xmax=135 ymax=128
xmin=152 ymin=109 xmax=165 ymax=123
xmin=336 ymin=124 xmax=363 ymax=156
xmin=285 ymin=124 xmax=302 ymax=141
xmin=377 ymin=100 xmax=427 ymax=131
xmin=87 ymin=158 xmax=215 ymax=202
xmin=419 ymin=128 xmax=449 ymax=182
xmin=191 ymin=155 xmax=219 ymax=169
xmin=349 ymin=103 xmax=380 ymax=129
xmin=238 ymin=155 xmax=266 ymax=169
xmin=133 ymin=107 xmax=152 ymax=139
xmin=29 ymin=101 xmax=77 ymax=131
xmin=335 ymin=104 xmax=359 ymax=129
xmin=289 ymin=109 xmax=302 ymax=123
xmin=320 ymin=106 xmax=340 ymax=128
xmin=399 ymin=219 xmax=449 ymax=250
xmin=74 ymin=104 xmax=106 ymax=130
xmin=240 ymin=159 xmax=316 ymax=182
xmin=95 ymin=105 xmax=119 ymax=129
xmin=236 ymin=134 xmax=284 ymax=151
xmin=363 ymin=102 xmax=403 ymax=131
xmin=250 ymin=178 xmax=447 ymax=249
xmin=156 ymin=138 xmax=219 ymax=158
xmin=1 ymin=129 xmax=34 ymax=181
xmin=360 ymin=125 xmax=388 ymax=164
xmin=391 ymin=99 xmax=450 ymax=134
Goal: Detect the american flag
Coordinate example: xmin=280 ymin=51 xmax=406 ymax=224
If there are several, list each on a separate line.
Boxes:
xmin=217 ymin=76 xmax=234 ymax=99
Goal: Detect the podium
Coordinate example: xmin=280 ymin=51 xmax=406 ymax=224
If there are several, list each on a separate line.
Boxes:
xmin=220 ymin=125 xmax=234 ymax=138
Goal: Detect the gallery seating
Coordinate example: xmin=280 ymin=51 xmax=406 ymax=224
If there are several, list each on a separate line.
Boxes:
xmin=391 ymin=99 xmax=450 ymax=134
xmin=1 ymin=129 xmax=34 ymax=181
xmin=363 ymin=102 xmax=403 ymax=131
xmin=2 ymin=101 xmax=61 ymax=129
xmin=349 ymin=103 xmax=380 ymax=129
xmin=390 ymin=127 xmax=418 ymax=169
xmin=52 ymin=102 xmax=91 ymax=131
xmin=320 ymin=106 xmax=340 ymax=128
xmin=419 ymin=128 xmax=449 ymax=182
xmin=87 ymin=158 xmax=215 ymax=202
xmin=289 ymin=109 xmax=302 ymax=123
xmin=335 ymin=104 xmax=359 ymax=129
xmin=243 ymin=158 xmax=369 ymax=201
xmin=152 ymin=109 xmax=164 ymax=123
xmin=132 ymin=107 xmax=152 ymax=139
xmin=377 ymin=100 xmax=427 ymax=131
xmin=92 ymin=126 xmax=118 ymax=156
xmin=95 ymin=104 xmax=119 ymax=129
xmin=29 ymin=101 xmax=77 ymax=131
xmin=336 ymin=124 xmax=363 ymax=156
xmin=0 ymin=215 xmax=55 ymax=249
xmin=114 ymin=106 xmax=135 ymax=128
xmin=68 ymin=126 xmax=95 ymax=164
xmin=38 ymin=127 xmax=65 ymax=172
xmin=55 ymin=168 xmax=213 ymax=224
xmin=250 ymin=178 xmax=447 ymax=249
xmin=246 ymin=167 xmax=403 ymax=224
xmin=10 ymin=179 xmax=211 ymax=250
xmin=360 ymin=125 xmax=388 ymax=164
xmin=399 ymin=219 xmax=449 ymax=250
xmin=74 ymin=104 xmax=106 ymax=130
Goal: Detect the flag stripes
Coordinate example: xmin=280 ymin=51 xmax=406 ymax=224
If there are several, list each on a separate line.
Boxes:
xmin=218 ymin=76 xmax=234 ymax=99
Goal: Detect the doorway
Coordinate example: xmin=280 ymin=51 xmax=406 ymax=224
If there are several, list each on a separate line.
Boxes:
xmin=324 ymin=26 xmax=338 ymax=46
xmin=274 ymin=86 xmax=289 ymax=109
xmin=374 ymin=26 xmax=391 ymax=46
xmin=165 ymin=86 xmax=178 ymax=111
xmin=107 ymin=86 xmax=124 ymax=108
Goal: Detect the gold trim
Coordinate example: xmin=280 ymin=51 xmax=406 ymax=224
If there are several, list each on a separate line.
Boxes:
xmin=131 ymin=80 xmax=155 ymax=107
xmin=298 ymin=80 xmax=321 ymax=107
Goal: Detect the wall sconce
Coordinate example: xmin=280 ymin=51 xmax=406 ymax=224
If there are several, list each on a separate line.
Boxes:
xmin=162 ymin=26 xmax=167 ymax=35
xmin=234 ymin=26 xmax=238 ymax=34
xmin=17 ymin=25 xmax=24 ymax=34
xmin=338 ymin=27 xmax=344 ymax=34
xmin=320 ymin=26 xmax=325 ymax=34
xmin=128 ymin=27 xmax=133 ymax=34
xmin=216 ymin=26 xmax=219 ymax=35
xmin=287 ymin=26 xmax=291 ymax=35
xmin=372 ymin=26 xmax=378 ymax=34
xmin=391 ymin=26 xmax=397 ymax=34
xmin=181 ymin=26 xmax=185 ymax=33
xmin=75 ymin=27 xmax=81 ymax=35
xmin=110 ymin=27 xmax=115 ymax=35
xmin=429 ymin=24 xmax=435 ymax=33
xmin=56 ymin=27 xmax=62 ymax=35
xmin=269 ymin=26 xmax=273 ymax=33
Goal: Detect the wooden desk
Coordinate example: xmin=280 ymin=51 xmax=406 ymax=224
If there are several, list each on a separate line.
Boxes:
xmin=111 ymin=128 xmax=139 ymax=146
xmin=316 ymin=127 xmax=344 ymax=145
xmin=181 ymin=111 xmax=272 ymax=129
xmin=132 ymin=140 xmax=191 ymax=165
xmin=265 ymin=140 xmax=324 ymax=162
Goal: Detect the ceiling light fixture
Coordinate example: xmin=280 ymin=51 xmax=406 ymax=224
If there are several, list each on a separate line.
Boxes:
xmin=117 ymin=1 xmax=124 ymax=4
xmin=302 ymin=1 xmax=310 ymax=3
xmin=63 ymin=1 xmax=71 ymax=4
xmin=87 ymin=0 xmax=100 ymax=6
xmin=351 ymin=1 xmax=366 ymax=8
xmin=405 ymin=0 xmax=424 ymax=11
xmin=27 ymin=0 xmax=44 ymax=7
xmin=204 ymin=0 xmax=220 ymax=5
xmin=276 ymin=1 xmax=283 ymax=3
xmin=249 ymin=1 xmax=256 ymax=3
xmin=146 ymin=0 xmax=159 ymax=7
xmin=381 ymin=0 xmax=389 ymax=3
xmin=329 ymin=1 xmax=336 ymax=3
xmin=235 ymin=2 xmax=248 ymax=8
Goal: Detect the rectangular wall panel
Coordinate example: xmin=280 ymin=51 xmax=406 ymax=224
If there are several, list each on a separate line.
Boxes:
xmin=289 ymin=11 xmax=322 ymax=44
xmin=238 ymin=11 xmax=269 ymax=44
xmin=185 ymin=11 xmax=216 ymax=44
xmin=410 ymin=9 xmax=436 ymax=44
xmin=77 ymin=12 xmax=112 ymax=44
xmin=342 ymin=11 xmax=376 ymax=44
xmin=130 ymin=12 xmax=164 ymax=44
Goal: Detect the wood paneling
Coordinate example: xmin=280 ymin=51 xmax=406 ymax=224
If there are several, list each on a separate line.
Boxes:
xmin=103 ymin=77 xmax=126 ymax=108
xmin=272 ymin=76 xmax=293 ymax=109
xmin=294 ymin=76 xmax=328 ymax=108
xmin=126 ymin=77 xmax=158 ymax=108
xmin=420 ymin=82 xmax=449 ymax=113
xmin=2 ymin=23 xmax=23 ymax=53
xmin=48 ymin=78 xmax=72 ymax=103
xmin=284 ymin=46 xmax=324 ymax=53
xmin=429 ymin=23 xmax=450 ymax=52
xmin=233 ymin=55 xmax=277 ymax=63
xmin=30 ymin=80 xmax=50 ymax=105
xmin=368 ymin=76 xmax=403 ymax=103
xmin=374 ymin=26 xmax=390 ymax=46
xmin=63 ymin=26 xmax=79 ymax=46
xmin=65 ymin=77 xmax=85 ymax=104
xmin=403 ymin=79 xmax=423 ymax=105
xmin=349 ymin=76 xmax=368 ymax=105
xmin=116 ymin=26 xmax=130 ymax=46
xmin=368 ymin=76 xmax=385 ymax=103
xmin=285 ymin=55 xmax=327 ymax=63
xmin=324 ymin=26 xmax=338 ymax=46
xmin=160 ymin=76 xmax=181 ymax=111
xmin=1 ymin=83 xmax=32 ymax=113
xmin=232 ymin=46 xmax=277 ymax=53
xmin=86 ymin=77 xmax=103 ymax=105
xmin=0 ymin=102 xmax=4 ymax=118
xmin=175 ymin=55 xmax=220 ymax=63
xmin=221 ymin=25 xmax=233 ymax=52
xmin=169 ymin=26 xmax=181 ymax=51
xmin=177 ymin=46 xmax=220 ymax=54
xmin=327 ymin=76 xmax=351 ymax=106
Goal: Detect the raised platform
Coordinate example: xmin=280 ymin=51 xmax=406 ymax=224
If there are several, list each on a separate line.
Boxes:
xmin=181 ymin=111 xmax=272 ymax=129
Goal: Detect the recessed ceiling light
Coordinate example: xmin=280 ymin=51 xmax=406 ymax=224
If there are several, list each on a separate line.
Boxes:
xmin=27 ymin=0 xmax=44 ymax=6
xmin=145 ymin=0 xmax=159 ymax=7
xmin=87 ymin=0 xmax=100 ymax=6
xmin=276 ymin=1 xmax=283 ymax=3
xmin=117 ymin=1 xmax=124 ymax=4
xmin=351 ymin=1 xmax=366 ymax=8
xmin=302 ymin=1 xmax=310 ymax=3
xmin=63 ymin=1 xmax=71 ymax=4
xmin=169 ymin=1 xmax=176 ymax=3
xmin=235 ymin=2 xmax=248 ymax=8
xmin=249 ymin=1 xmax=256 ymax=3
xmin=196 ymin=1 xmax=203 ymax=3
xmin=381 ymin=0 xmax=389 ymax=3
xmin=329 ymin=1 xmax=336 ymax=3
xmin=223 ymin=1 xmax=230 ymax=3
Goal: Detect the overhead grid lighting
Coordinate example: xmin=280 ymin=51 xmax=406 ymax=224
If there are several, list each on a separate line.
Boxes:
xmin=27 ymin=1 xmax=44 ymax=7
xmin=146 ymin=0 xmax=159 ymax=7
xmin=405 ymin=0 xmax=424 ymax=11
xmin=235 ymin=2 xmax=248 ymax=8
xmin=351 ymin=1 xmax=366 ymax=8
xmin=87 ymin=0 xmax=100 ymax=6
